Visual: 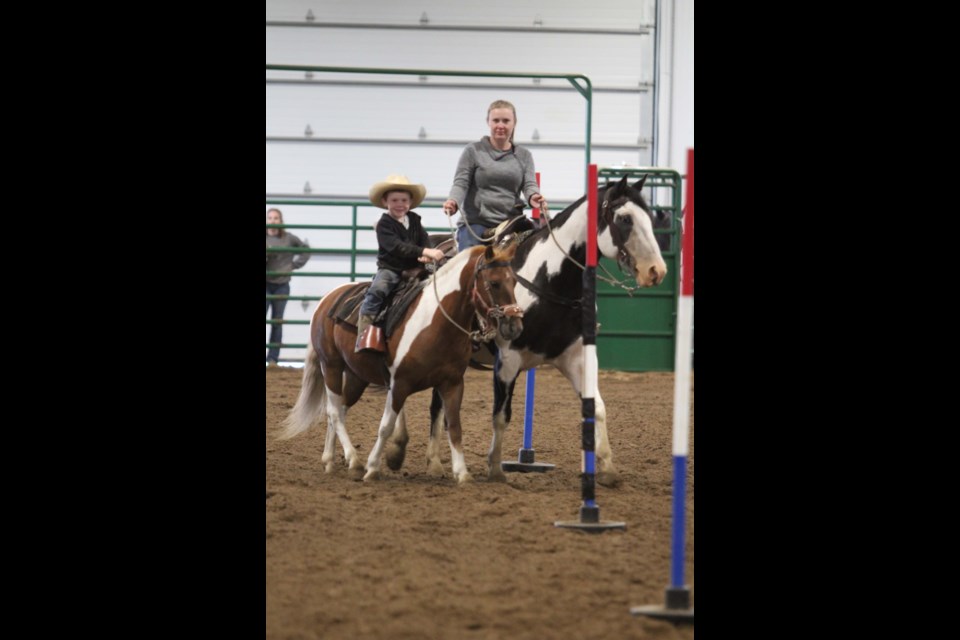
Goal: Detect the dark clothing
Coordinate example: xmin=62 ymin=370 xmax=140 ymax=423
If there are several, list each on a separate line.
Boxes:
xmin=374 ymin=211 xmax=431 ymax=272
xmin=265 ymin=281 xmax=289 ymax=363
xmin=361 ymin=211 xmax=432 ymax=319
xmin=359 ymin=268 xmax=403 ymax=319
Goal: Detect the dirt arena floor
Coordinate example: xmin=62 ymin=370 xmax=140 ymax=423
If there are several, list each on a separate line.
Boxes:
xmin=266 ymin=364 xmax=694 ymax=640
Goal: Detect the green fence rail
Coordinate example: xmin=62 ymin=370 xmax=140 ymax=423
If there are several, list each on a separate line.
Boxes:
xmin=265 ymin=182 xmax=681 ymax=371
xmin=267 ymin=65 xmax=681 ymax=369
xmin=595 ymin=167 xmax=682 ymax=371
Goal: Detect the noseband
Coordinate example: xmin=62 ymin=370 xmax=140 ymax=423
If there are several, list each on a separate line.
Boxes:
xmin=472 ymin=254 xmax=524 ymax=339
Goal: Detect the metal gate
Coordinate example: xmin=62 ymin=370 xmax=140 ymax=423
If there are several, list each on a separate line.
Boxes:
xmin=595 ymin=167 xmax=682 ymax=371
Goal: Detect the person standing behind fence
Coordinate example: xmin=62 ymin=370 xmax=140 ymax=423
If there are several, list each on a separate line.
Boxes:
xmin=266 ymin=207 xmax=310 ymax=366
xmin=442 ymin=99 xmax=548 ymax=249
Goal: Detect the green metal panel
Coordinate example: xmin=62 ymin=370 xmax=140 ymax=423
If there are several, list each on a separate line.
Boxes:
xmin=595 ymin=168 xmax=682 ymax=372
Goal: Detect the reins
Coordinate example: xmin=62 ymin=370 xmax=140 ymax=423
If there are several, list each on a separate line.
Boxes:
xmin=534 ymin=195 xmax=643 ymax=296
xmin=431 ymin=251 xmax=523 ymax=343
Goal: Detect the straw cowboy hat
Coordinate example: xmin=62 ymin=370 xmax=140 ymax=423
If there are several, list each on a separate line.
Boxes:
xmin=369 ymin=174 xmax=427 ymax=209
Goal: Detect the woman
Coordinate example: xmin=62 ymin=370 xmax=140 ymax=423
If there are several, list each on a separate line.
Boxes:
xmin=443 ymin=99 xmax=548 ymax=249
xmin=266 ymin=207 xmax=310 ymax=366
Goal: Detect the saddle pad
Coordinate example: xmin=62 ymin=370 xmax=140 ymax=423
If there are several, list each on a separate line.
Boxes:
xmin=330 ymin=282 xmax=371 ymax=326
xmin=383 ymin=279 xmax=429 ymax=338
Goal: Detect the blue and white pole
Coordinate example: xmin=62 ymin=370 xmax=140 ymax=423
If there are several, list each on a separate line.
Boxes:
xmin=502 ymin=171 xmax=555 ymax=473
xmin=632 ymin=148 xmax=695 ymax=622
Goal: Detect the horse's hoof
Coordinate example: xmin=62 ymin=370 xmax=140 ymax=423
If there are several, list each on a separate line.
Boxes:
xmin=456 ymin=472 xmax=474 ymax=486
xmin=385 ymin=444 xmax=407 ymax=471
xmin=323 ymin=461 xmax=335 ymax=474
xmin=596 ymin=469 xmax=621 ymax=488
xmin=487 ymin=469 xmax=507 ymax=483
xmin=426 ymin=460 xmax=445 ymax=477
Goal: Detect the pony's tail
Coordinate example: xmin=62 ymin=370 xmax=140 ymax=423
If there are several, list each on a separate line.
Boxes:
xmin=277 ymin=341 xmax=326 ymax=440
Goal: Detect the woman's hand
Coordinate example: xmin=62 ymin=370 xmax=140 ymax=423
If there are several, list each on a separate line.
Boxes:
xmin=442 ymin=199 xmax=459 ymax=215
xmin=530 ymin=193 xmax=547 ymax=211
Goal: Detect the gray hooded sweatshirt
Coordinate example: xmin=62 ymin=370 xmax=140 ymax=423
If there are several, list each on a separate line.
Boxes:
xmin=447 ymin=136 xmax=540 ymax=228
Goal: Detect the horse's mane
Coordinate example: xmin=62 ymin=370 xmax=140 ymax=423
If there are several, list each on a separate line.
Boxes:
xmin=511 ymin=178 xmax=654 ymax=272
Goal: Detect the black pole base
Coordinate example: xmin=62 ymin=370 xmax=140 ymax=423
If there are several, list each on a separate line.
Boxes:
xmin=554 ymin=505 xmax=625 ymax=533
xmin=630 ymin=586 xmax=694 ymax=623
xmin=501 ymin=448 xmax=555 ymax=473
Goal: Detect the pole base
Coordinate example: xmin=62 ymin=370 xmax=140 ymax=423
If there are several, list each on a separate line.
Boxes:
xmin=501 ymin=461 xmax=555 ymax=472
xmin=631 ymin=587 xmax=694 ymax=623
xmin=555 ymin=519 xmax=626 ymax=533
xmin=554 ymin=505 xmax=625 ymax=533
xmin=501 ymin=448 xmax=555 ymax=473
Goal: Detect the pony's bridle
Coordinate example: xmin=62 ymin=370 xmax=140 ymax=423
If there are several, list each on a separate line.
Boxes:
xmin=431 ymin=251 xmax=523 ymax=343
xmin=472 ymin=254 xmax=524 ymax=341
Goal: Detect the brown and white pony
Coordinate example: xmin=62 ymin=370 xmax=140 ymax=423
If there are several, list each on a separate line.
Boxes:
xmin=390 ymin=176 xmax=667 ymax=486
xmin=278 ymin=241 xmax=523 ymax=485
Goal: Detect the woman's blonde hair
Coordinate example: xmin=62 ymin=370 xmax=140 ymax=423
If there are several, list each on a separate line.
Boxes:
xmin=487 ymin=99 xmax=517 ymax=143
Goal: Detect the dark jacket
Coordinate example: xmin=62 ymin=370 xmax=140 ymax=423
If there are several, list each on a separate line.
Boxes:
xmin=375 ymin=211 xmax=431 ymax=272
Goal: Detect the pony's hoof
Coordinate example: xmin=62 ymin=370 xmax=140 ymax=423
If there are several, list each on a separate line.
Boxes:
xmin=323 ymin=461 xmax=335 ymax=474
xmin=385 ymin=443 xmax=407 ymax=471
xmin=487 ymin=468 xmax=507 ymax=483
xmin=456 ymin=472 xmax=474 ymax=486
xmin=361 ymin=468 xmax=380 ymax=482
xmin=596 ymin=469 xmax=621 ymax=488
xmin=426 ymin=460 xmax=445 ymax=477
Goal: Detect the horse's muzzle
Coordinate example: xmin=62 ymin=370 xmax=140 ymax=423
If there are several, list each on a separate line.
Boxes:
xmin=494 ymin=305 xmax=524 ymax=340
xmin=498 ymin=315 xmax=524 ymax=341
xmin=635 ymin=261 xmax=668 ymax=288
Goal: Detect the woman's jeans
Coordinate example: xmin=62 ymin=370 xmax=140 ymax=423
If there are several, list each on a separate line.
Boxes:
xmin=456 ymin=223 xmax=491 ymax=250
xmin=265 ymin=281 xmax=290 ymax=362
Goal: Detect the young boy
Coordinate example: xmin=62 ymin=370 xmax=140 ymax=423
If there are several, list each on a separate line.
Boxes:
xmin=357 ymin=174 xmax=445 ymax=351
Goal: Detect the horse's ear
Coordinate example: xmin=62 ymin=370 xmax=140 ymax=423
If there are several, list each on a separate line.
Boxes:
xmin=631 ymin=175 xmax=648 ymax=192
xmin=484 ymin=244 xmax=496 ymax=261
xmin=608 ymin=174 xmax=629 ymax=197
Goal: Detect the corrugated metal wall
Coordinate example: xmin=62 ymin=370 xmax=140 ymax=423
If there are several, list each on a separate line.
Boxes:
xmin=266 ymin=0 xmax=688 ymax=364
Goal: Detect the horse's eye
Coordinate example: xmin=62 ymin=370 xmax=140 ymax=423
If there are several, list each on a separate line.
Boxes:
xmin=490 ymin=281 xmax=501 ymax=290
xmin=617 ymin=215 xmax=633 ymax=227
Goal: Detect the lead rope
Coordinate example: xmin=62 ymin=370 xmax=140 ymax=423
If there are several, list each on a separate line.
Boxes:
xmin=430 ymin=255 xmax=493 ymax=343
xmin=446 ymin=205 xmax=494 ymax=253
xmin=537 ymin=199 xmax=641 ymax=296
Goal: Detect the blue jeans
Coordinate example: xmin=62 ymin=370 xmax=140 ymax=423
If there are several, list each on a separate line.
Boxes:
xmin=360 ymin=268 xmax=402 ymax=319
xmin=456 ymin=223 xmax=492 ymax=250
xmin=266 ymin=281 xmax=289 ymax=362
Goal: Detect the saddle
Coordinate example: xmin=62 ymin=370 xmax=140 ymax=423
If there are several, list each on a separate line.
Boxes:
xmin=331 ymin=235 xmax=459 ymax=352
xmin=480 ymin=215 xmax=537 ymax=242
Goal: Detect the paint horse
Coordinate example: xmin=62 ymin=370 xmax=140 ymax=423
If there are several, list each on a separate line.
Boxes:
xmin=278 ymin=241 xmax=524 ymax=485
xmin=386 ymin=175 xmax=666 ymax=486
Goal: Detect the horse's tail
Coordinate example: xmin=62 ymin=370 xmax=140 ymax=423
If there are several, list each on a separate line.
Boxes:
xmin=277 ymin=341 xmax=326 ymax=440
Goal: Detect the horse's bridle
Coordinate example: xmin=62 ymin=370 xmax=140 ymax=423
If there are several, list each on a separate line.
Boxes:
xmin=472 ymin=254 xmax=524 ymax=340
xmin=601 ymin=192 xmax=638 ymax=276
xmin=516 ymin=185 xmax=646 ymax=299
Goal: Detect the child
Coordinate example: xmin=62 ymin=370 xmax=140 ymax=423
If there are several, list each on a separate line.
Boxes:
xmin=357 ymin=174 xmax=445 ymax=351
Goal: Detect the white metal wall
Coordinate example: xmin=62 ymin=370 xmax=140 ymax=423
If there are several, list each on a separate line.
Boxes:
xmin=265 ymin=0 xmax=693 ymax=362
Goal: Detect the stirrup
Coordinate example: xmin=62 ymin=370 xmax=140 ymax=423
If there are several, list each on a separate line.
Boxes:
xmin=355 ymin=325 xmax=385 ymax=353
